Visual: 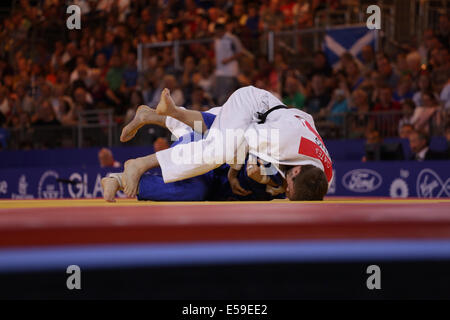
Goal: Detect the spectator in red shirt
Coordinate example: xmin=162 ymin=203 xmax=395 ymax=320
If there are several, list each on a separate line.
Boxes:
xmin=373 ymin=85 xmax=402 ymax=112
xmin=373 ymin=85 xmax=402 ymax=136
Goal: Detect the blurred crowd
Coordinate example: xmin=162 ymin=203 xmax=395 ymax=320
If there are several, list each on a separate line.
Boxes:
xmin=0 ymin=0 xmax=449 ymax=152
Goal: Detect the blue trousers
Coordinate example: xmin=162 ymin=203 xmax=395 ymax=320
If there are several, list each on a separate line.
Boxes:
xmin=137 ymin=112 xmax=216 ymax=201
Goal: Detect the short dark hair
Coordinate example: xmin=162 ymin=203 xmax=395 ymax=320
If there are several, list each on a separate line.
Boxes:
xmin=412 ymin=130 xmax=430 ymax=146
xmin=291 ymin=165 xmax=328 ymax=201
xmin=215 ymin=23 xmax=226 ymax=31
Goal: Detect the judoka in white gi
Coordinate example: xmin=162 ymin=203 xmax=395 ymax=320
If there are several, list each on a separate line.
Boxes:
xmin=116 ymin=86 xmax=332 ymax=201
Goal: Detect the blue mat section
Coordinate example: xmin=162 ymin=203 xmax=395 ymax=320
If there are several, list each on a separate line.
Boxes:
xmin=1 ymin=240 xmax=450 ymax=273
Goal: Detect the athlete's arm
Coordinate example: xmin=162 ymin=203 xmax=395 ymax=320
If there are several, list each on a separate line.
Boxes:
xmin=227 ymin=167 xmax=252 ymax=196
xmin=246 ymin=160 xmax=278 ymax=186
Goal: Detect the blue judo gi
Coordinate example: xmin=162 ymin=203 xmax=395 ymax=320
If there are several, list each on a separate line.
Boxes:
xmin=137 ymin=112 xmax=285 ymax=201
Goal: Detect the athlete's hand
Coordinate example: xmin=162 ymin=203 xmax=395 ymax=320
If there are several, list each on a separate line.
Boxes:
xmin=228 ymin=167 xmax=252 ymax=197
xmin=229 ymin=177 xmax=252 ymax=196
xmin=247 ymin=160 xmax=270 ymax=184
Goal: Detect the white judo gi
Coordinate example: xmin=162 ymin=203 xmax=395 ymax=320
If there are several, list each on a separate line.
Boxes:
xmin=156 ymin=86 xmax=333 ymax=185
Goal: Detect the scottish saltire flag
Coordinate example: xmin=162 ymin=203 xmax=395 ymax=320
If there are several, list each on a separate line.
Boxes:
xmin=323 ymin=25 xmax=378 ymax=68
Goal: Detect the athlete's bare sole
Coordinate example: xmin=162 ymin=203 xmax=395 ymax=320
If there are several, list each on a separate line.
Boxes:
xmin=156 ymin=88 xmax=207 ymax=133
xmin=101 ymin=177 xmax=120 ymax=202
xmin=120 ymin=105 xmax=161 ymax=142
xmin=156 ymin=88 xmax=178 ymax=116
xmin=123 ymin=158 xmax=147 ymax=197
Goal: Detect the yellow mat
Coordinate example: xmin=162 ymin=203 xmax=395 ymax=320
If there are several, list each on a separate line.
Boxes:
xmin=1 ymin=198 xmax=449 ymax=209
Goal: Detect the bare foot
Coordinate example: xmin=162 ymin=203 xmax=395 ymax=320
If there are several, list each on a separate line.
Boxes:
xmin=101 ymin=177 xmax=120 ymax=202
xmin=123 ymin=159 xmax=146 ymax=198
xmin=120 ymin=105 xmax=156 ymax=142
xmin=156 ymin=88 xmax=178 ymax=116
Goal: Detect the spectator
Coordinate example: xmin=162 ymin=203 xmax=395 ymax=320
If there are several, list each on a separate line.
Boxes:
xmin=345 ymin=59 xmax=364 ymax=91
xmin=364 ymin=129 xmax=405 ymax=161
xmin=245 ymin=3 xmax=259 ymax=38
xmin=435 ymin=13 xmax=450 ymax=49
xmin=373 ymin=85 xmax=402 ymax=136
xmin=418 ymin=29 xmax=437 ymax=65
xmin=11 ymin=82 xmax=34 ymax=116
xmin=440 ymin=79 xmax=450 ymax=109
xmin=366 ymin=129 xmax=382 ymax=144
xmin=347 ymin=89 xmax=374 ymax=139
xmin=399 ymin=123 xmax=414 ymax=139
xmin=260 ymin=0 xmax=284 ymax=32
xmin=361 ymin=45 xmax=376 ymax=74
xmin=237 ymin=56 xmax=257 ymax=88
xmin=335 ymin=52 xmax=362 ymax=74
xmin=164 ymin=74 xmax=185 ymax=106
xmin=192 ymin=58 xmax=214 ymax=98
xmin=105 ymin=55 xmax=124 ymax=92
xmin=61 ymin=42 xmax=79 ymax=72
xmin=181 ymin=56 xmax=197 ymax=101
xmin=213 ymin=22 xmax=244 ymax=105
xmin=410 ymin=91 xmax=442 ymax=134
xmin=373 ymin=85 xmax=402 ymax=112
xmin=98 ymin=147 xmax=121 ymax=168
xmin=123 ymin=90 xmax=145 ymax=127
xmin=394 ymin=52 xmax=409 ymax=76
xmin=153 ymin=137 xmax=170 ymax=152
xmin=282 ymin=76 xmax=306 ymax=110
xmin=122 ymin=51 xmax=138 ymax=89
xmin=321 ymin=87 xmax=349 ymax=126
xmin=412 ymin=72 xmax=439 ymax=107
xmin=408 ymin=130 xmax=447 ymax=160
xmin=398 ymin=99 xmax=416 ymax=132
xmin=70 ymin=57 xmax=92 ymax=84
xmin=406 ymin=51 xmax=423 ymax=90
xmin=280 ymin=0 xmax=296 ymax=27
xmin=377 ymin=56 xmax=399 ymax=89
xmin=365 ymin=70 xmax=384 ymax=105
xmin=50 ymin=41 xmax=65 ymax=70
xmin=94 ymin=53 xmax=109 ymax=80
xmin=308 ymin=51 xmax=332 ymax=78
xmin=430 ymin=47 xmax=450 ymax=92
xmin=362 ymin=129 xmax=382 ymax=162
xmin=0 ymin=86 xmax=11 ymax=121
xmin=294 ymin=0 xmax=313 ymax=28
xmin=73 ymin=86 xmax=93 ymax=114
xmin=305 ymin=73 xmax=331 ymax=115
xmin=190 ymin=87 xmax=212 ymax=111
xmin=393 ymin=75 xmax=414 ymax=103
xmin=31 ymin=100 xmax=61 ymax=127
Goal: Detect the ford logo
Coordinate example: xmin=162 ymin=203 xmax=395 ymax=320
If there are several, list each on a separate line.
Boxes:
xmin=342 ymin=169 xmax=382 ymax=193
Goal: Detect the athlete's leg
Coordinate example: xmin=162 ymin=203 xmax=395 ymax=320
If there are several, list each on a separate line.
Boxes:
xmin=156 ymin=88 xmax=208 ymax=133
xmin=120 ymin=105 xmax=167 ymax=142
xmin=121 ymin=89 xmax=211 ymax=142
xmin=101 ymin=166 xmax=209 ymax=201
xmin=123 ymin=154 xmax=159 ymax=197
xmin=137 ymin=172 xmax=209 ymax=201
xmin=101 ymin=175 xmax=122 ymax=202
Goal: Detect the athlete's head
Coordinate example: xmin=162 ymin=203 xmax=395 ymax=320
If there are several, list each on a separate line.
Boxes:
xmin=285 ymin=165 xmax=328 ymax=201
